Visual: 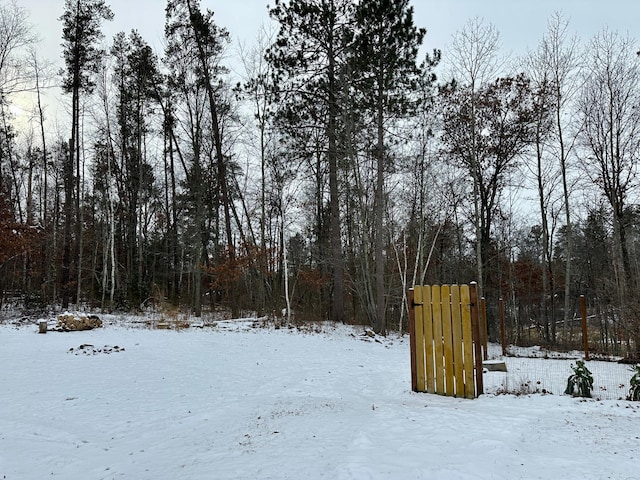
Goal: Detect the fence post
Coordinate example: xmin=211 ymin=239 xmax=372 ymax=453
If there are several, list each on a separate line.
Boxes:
xmin=408 ymin=288 xmax=417 ymax=391
xmin=580 ymin=294 xmax=589 ymax=361
xmin=469 ymin=282 xmax=484 ymax=396
xmin=499 ymin=297 xmax=506 ymax=357
xmin=481 ymin=297 xmax=488 ymax=360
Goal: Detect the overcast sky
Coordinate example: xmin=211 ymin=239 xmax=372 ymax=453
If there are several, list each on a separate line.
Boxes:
xmin=11 ymin=0 xmax=640 ymax=128
xmin=20 ymin=0 xmax=640 ymax=72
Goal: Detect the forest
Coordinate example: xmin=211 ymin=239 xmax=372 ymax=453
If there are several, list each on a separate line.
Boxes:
xmin=0 ymin=0 xmax=639 ymax=357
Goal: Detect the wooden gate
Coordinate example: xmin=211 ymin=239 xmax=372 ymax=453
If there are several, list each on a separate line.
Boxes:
xmin=408 ymin=283 xmax=484 ymax=398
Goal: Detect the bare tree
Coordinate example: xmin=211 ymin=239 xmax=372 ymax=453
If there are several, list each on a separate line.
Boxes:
xmin=448 ymin=17 xmax=503 ymax=92
xmin=27 ymin=49 xmax=55 ymax=224
xmin=441 ymin=74 xmax=539 ymax=335
xmin=524 ymin=12 xmax=583 ymax=342
xmin=0 ymin=1 xmax=37 ymax=217
xmin=579 ymin=29 xmax=640 ymax=357
xmin=238 ymin=24 xmax=278 ymax=314
xmin=447 ymin=17 xmax=503 ymax=298
xmin=0 ymin=0 xmax=37 ymax=95
xmin=92 ymin=55 xmax=117 ymax=309
xmin=580 ymin=30 xmax=640 ymax=290
xmin=542 ymin=13 xmax=583 ymax=342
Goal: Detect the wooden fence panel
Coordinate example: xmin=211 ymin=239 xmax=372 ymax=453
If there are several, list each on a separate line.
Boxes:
xmin=409 ymin=284 xmax=480 ymax=398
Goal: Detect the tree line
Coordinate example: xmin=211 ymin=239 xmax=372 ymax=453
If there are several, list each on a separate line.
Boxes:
xmin=1 ymin=0 xmax=639 ymax=355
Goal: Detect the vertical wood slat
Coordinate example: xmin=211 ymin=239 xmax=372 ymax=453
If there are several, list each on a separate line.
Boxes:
xmin=422 ymin=286 xmax=435 ymax=394
xmin=431 ymin=285 xmax=444 ymax=394
xmin=450 ymin=285 xmax=465 ymax=397
xmin=413 ymin=286 xmax=426 ymax=392
xmin=460 ymin=284 xmax=475 ymax=399
xmin=440 ymin=285 xmax=454 ymax=396
xmin=481 ymin=296 xmax=488 ymax=361
xmin=408 ymin=288 xmax=417 ymax=392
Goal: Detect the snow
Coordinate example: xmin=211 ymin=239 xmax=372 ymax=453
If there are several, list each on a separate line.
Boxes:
xmin=1 ymin=318 xmax=638 ymax=479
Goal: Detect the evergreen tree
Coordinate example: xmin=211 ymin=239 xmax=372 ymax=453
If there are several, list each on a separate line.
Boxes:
xmin=165 ymin=0 xmax=233 ymax=316
xmin=110 ymin=30 xmax=160 ymax=306
xmin=267 ymin=0 xmax=354 ymax=324
xmin=352 ymin=0 xmax=431 ymax=334
xmin=59 ymin=0 xmax=113 ymax=307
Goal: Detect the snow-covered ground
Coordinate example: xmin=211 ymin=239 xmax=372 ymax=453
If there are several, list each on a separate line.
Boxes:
xmin=1 ymin=317 xmax=638 ymax=479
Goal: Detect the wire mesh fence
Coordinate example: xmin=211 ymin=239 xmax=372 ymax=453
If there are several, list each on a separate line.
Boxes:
xmin=484 ymin=343 xmax=637 ymax=401
xmin=484 ymin=295 xmax=639 ymax=362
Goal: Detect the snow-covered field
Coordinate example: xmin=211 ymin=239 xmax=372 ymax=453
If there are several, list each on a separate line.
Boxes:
xmin=1 ymin=317 xmax=638 ymax=479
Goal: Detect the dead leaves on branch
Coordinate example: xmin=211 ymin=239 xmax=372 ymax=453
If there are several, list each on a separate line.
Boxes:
xmin=207 ymin=245 xmax=275 ymax=292
xmin=0 ymin=192 xmax=41 ymax=266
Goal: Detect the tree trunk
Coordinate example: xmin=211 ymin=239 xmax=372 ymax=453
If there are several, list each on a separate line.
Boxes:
xmin=186 ymin=0 xmax=234 ymax=316
xmin=75 ymin=107 xmax=84 ymax=307
xmin=327 ymin=27 xmax=344 ymax=324
xmin=535 ymin=125 xmax=551 ymax=343
xmin=61 ymin=137 xmax=73 ymax=309
xmin=374 ymin=87 xmax=385 ymax=334
xmin=559 ymin=97 xmax=572 ymax=343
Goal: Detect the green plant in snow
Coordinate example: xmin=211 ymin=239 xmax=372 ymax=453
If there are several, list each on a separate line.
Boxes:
xmin=564 ymin=360 xmax=593 ymax=398
xmin=628 ymin=364 xmax=640 ymax=401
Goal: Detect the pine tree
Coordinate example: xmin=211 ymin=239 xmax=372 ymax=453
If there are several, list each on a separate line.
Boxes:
xmin=109 ymin=30 xmax=160 ymax=306
xmin=267 ymin=0 xmax=354 ymax=324
xmin=165 ymin=0 xmax=233 ymax=316
xmin=352 ymin=0 xmax=431 ymax=334
xmin=59 ymin=0 xmax=113 ymax=307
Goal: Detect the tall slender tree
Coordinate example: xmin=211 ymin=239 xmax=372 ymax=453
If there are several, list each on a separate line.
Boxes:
xmin=580 ymin=30 xmax=640 ymax=290
xmin=239 ymin=24 xmax=281 ymax=314
xmin=110 ymin=30 xmax=160 ymax=306
xmin=527 ymin=12 xmax=583 ymax=342
xmin=165 ymin=0 xmax=233 ymax=316
xmin=447 ymin=17 xmax=502 ymax=299
xmin=522 ymin=47 xmax=558 ymax=343
xmin=352 ymin=0 xmax=429 ymax=334
xmin=59 ymin=0 xmax=113 ymax=307
xmin=267 ymin=0 xmax=354 ymax=324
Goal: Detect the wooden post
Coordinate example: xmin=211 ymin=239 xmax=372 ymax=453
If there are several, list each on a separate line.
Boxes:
xmin=469 ymin=282 xmax=484 ymax=396
xmin=38 ymin=321 xmax=47 ymax=334
xmin=499 ymin=297 xmax=506 ymax=357
xmin=408 ymin=288 xmax=417 ymax=392
xmin=460 ymin=285 xmax=475 ymax=399
xmin=481 ymin=297 xmax=488 ymax=360
xmin=580 ymin=295 xmax=589 ymax=361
